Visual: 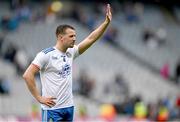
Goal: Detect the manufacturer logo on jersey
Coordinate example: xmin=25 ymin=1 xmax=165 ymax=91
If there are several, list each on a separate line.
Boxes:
xmin=52 ymin=55 xmax=58 ymax=60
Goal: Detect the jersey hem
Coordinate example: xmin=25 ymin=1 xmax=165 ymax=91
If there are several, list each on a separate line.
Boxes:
xmin=41 ymin=105 xmax=74 ymax=110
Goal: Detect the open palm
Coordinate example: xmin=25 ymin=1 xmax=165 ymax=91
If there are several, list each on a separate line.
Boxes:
xmin=106 ymin=4 xmax=112 ymax=22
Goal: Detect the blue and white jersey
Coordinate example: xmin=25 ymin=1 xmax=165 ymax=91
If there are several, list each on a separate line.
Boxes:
xmin=32 ymin=45 xmax=79 ymax=110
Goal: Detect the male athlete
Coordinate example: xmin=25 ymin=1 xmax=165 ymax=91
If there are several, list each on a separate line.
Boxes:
xmin=23 ymin=4 xmax=112 ymax=122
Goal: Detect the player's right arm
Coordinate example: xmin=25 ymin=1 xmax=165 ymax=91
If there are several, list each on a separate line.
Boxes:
xmin=23 ymin=64 xmax=56 ymax=107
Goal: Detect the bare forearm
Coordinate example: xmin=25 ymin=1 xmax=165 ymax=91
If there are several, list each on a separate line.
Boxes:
xmin=23 ymin=64 xmax=56 ymax=107
xmin=23 ymin=75 xmax=41 ymax=102
xmin=88 ymin=20 xmax=110 ymax=43
xmin=78 ymin=20 xmax=110 ymax=54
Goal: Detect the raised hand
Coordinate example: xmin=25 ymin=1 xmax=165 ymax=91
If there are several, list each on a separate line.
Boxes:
xmin=106 ymin=4 xmax=112 ymax=23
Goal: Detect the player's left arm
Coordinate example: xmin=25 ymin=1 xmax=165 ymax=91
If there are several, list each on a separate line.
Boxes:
xmin=78 ymin=4 xmax=112 ymax=55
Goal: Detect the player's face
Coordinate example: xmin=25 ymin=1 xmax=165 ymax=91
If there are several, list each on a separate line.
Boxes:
xmin=63 ymin=28 xmax=76 ymax=48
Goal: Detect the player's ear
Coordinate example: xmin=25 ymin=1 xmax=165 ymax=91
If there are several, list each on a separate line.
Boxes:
xmin=57 ymin=34 xmax=63 ymax=40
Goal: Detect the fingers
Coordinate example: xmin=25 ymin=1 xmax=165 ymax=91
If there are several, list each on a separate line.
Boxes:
xmin=46 ymin=100 xmax=56 ymax=107
xmin=106 ymin=4 xmax=112 ymax=21
xmin=107 ymin=4 xmax=111 ymax=14
xmin=47 ymin=97 xmax=56 ymax=107
xmin=107 ymin=4 xmax=110 ymax=12
xmin=40 ymin=97 xmax=57 ymax=108
xmin=50 ymin=97 xmax=57 ymax=100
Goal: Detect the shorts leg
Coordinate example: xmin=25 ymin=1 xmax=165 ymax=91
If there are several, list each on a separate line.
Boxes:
xmin=41 ymin=106 xmax=74 ymax=122
xmin=42 ymin=109 xmax=51 ymax=122
xmin=61 ymin=106 xmax=74 ymax=121
xmin=53 ymin=106 xmax=74 ymax=122
xmin=42 ymin=109 xmax=63 ymax=122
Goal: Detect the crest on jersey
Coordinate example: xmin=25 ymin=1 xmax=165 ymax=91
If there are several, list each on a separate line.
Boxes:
xmin=66 ymin=52 xmax=72 ymax=58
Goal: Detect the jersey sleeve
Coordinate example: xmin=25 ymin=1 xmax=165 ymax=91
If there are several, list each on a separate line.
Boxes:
xmin=73 ymin=45 xmax=80 ymax=59
xmin=32 ymin=52 xmax=48 ymax=69
xmin=67 ymin=45 xmax=79 ymax=59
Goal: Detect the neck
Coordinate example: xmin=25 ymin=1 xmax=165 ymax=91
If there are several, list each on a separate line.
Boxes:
xmin=55 ymin=43 xmax=67 ymax=53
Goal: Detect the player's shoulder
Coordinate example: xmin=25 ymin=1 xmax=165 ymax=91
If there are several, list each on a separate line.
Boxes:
xmin=67 ymin=45 xmax=78 ymax=52
xmin=41 ymin=47 xmax=55 ymax=54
